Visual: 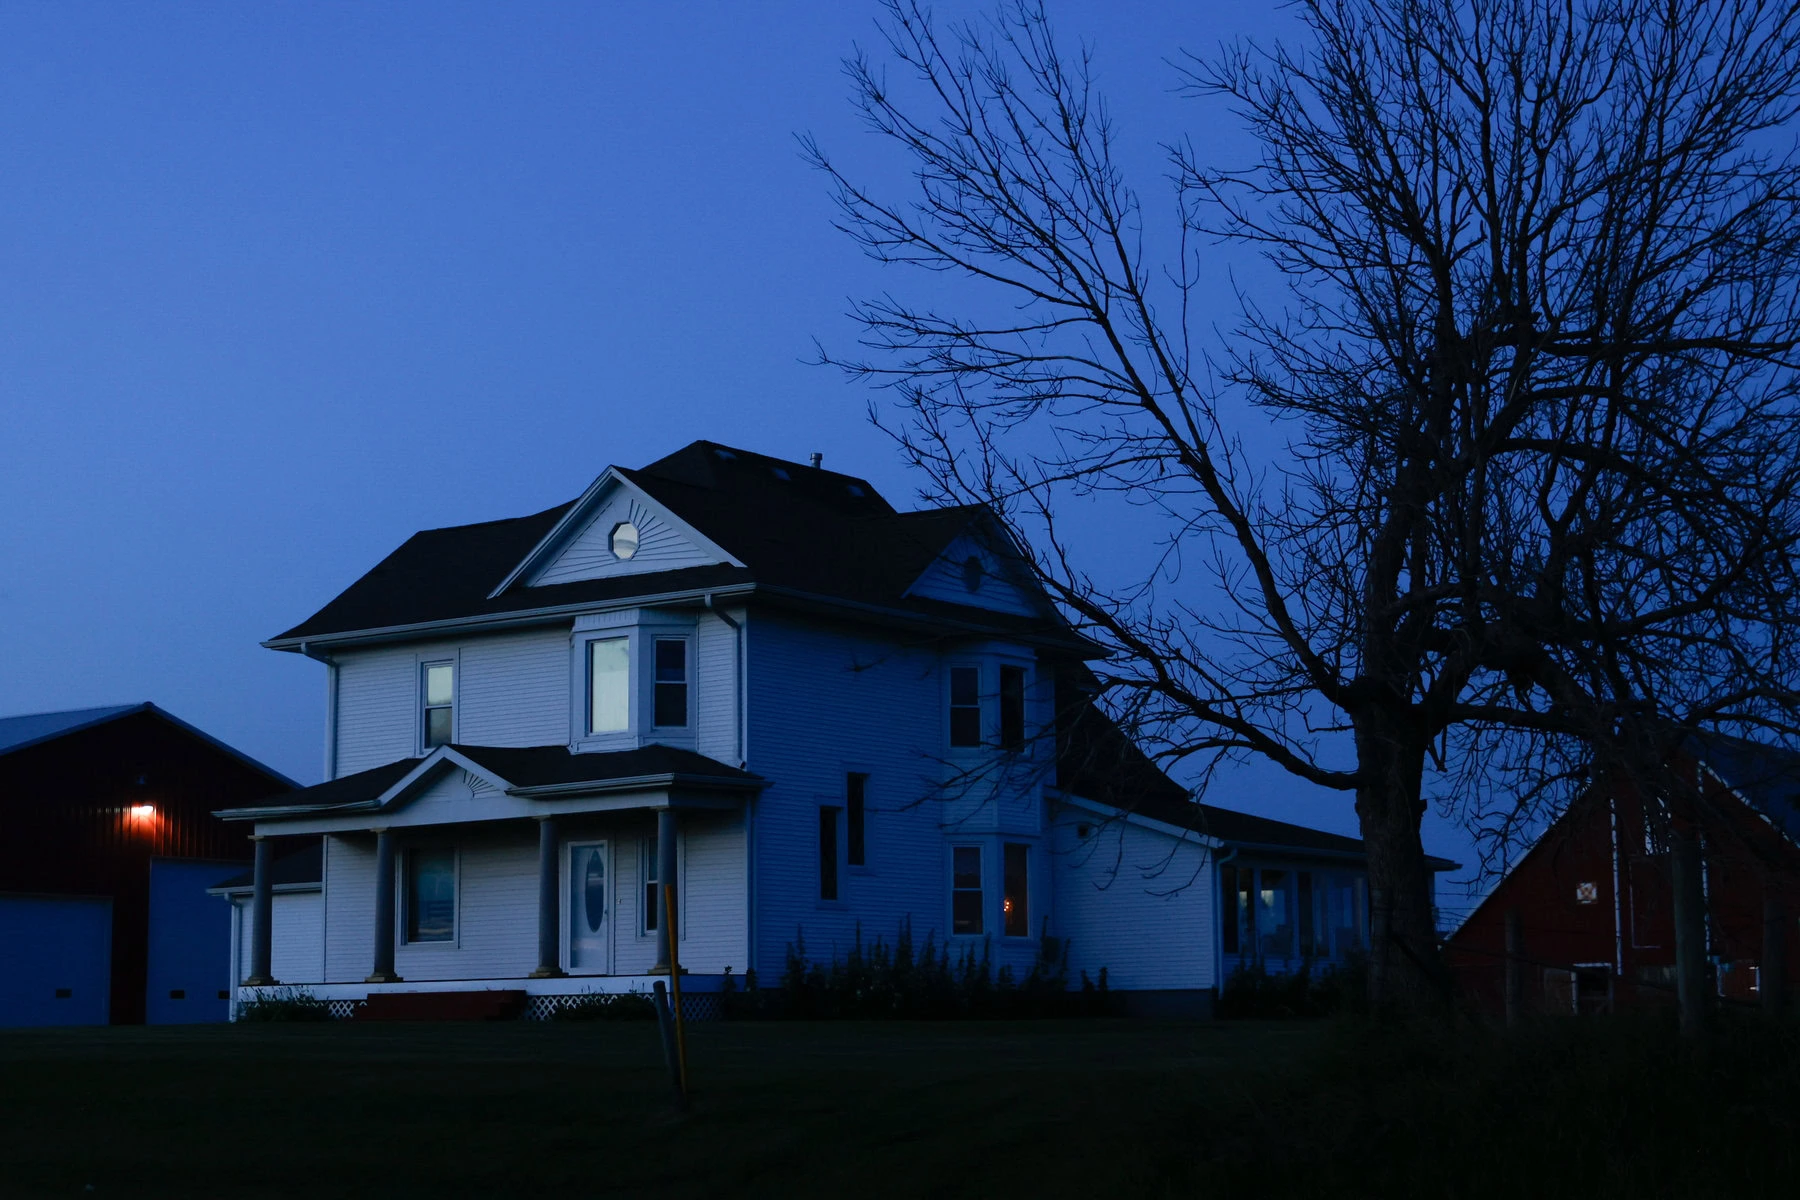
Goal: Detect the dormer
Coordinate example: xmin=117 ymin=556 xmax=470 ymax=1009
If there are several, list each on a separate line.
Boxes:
xmin=905 ymin=522 xmax=1051 ymax=618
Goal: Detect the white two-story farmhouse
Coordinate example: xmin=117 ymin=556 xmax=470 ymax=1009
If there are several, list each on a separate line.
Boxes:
xmin=221 ymin=441 xmax=1439 ymax=1018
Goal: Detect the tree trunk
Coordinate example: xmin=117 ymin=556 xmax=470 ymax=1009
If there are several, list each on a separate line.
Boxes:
xmin=1669 ymin=819 xmax=1711 ymax=1038
xmin=1354 ymin=721 xmax=1442 ymax=1017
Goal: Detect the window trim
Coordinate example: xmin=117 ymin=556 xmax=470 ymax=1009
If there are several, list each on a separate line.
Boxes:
xmin=420 ymin=660 xmax=455 ymax=753
xmin=998 ymin=664 xmax=1027 ymax=752
xmin=950 ymin=843 xmax=985 ymax=937
xmin=651 ymin=635 xmax=691 ymax=730
xmin=640 ymin=835 xmax=660 ymax=937
xmin=948 ymin=664 xmax=983 ymax=749
xmin=587 ymin=635 xmax=632 ymax=736
xmin=401 ymin=845 xmax=459 ymax=947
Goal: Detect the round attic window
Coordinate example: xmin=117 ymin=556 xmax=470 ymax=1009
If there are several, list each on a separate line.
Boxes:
xmin=962 ymin=555 xmax=985 ymax=593
xmin=610 ymin=521 xmax=640 ymax=560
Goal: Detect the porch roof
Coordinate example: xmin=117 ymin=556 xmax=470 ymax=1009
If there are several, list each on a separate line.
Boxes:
xmin=214 ymin=743 xmax=763 ymax=822
xmin=210 ymin=840 xmax=323 ymax=893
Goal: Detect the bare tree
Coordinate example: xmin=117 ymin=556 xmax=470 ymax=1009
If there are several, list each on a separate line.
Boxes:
xmin=809 ymin=0 xmax=1800 ymax=1015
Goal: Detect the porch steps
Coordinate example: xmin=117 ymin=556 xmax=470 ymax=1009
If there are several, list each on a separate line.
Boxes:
xmin=353 ymin=989 xmax=529 ymax=1022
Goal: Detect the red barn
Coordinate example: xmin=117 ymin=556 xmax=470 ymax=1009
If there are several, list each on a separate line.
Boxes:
xmin=1448 ymin=737 xmax=1800 ymax=1016
xmin=0 ymin=704 xmax=294 ymax=1025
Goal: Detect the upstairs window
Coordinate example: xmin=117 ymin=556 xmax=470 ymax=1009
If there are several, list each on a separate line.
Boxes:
xmin=654 ymin=639 xmax=689 ymax=728
xmin=949 ymin=667 xmax=982 ymax=748
xmin=422 ymin=662 xmax=454 ymax=750
xmin=846 ymin=773 xmax=868 ymax=867
xmin=999 ymin=666 xmax=1026 ymax=751
xmin=952 ymin=845 xmax=983 ymax=935
xmin=405 ymin=848 xmax=456 ymax=943
xmin=589 ymin=638 xmax=630 ymax=734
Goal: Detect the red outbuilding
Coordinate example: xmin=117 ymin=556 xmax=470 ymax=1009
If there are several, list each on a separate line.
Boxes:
xmin=1447 ymin=737 xmax=1800 ymax=1016
xmin=0 ymin=704 xmax=294 ymax=1025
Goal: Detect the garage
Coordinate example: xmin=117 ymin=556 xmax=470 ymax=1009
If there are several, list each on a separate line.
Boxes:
xmin=0 ymin=894 xmax=112 ymax=1025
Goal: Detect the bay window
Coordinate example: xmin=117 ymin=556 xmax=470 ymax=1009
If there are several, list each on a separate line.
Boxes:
xmin=949 ymin=666 xmax=982 ymax=748
xmin=999 ymin=665 xmax=1026 ymax=751
xmin=653 ymin=638 xmax=688 ymax=727
xmin=589 ymin=637 xmax=630 ymax=734
xmin=952 ymin=845 xmax=983 ymax=935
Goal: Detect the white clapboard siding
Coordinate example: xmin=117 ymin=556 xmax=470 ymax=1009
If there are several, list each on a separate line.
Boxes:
xmin=323 ymin=834 xmax=375 ymax=982
xmin=234 ymin=891 xmax=325 ymax=985
xmin=316 ymin=811 xmax=746 ymax=981
xmin=694 ymin=610 xmax=741 ymax=764
xmin=905 ymin=533 xmax=1044 ymax=617
xmin=334 ymin=644 xmax=429 ymax=776
xmin=529 ymin=492 xmax=717 ymax=587
xmin=392 ymin=827 xmax=538 ymax=981
xmin=457 ymin=628 xmax=573 ymax=747
xmin=613 ymin=824 xmax=657 ymax=975
xmin=1050 ymin=812 xmax=1216 ymax=991
xmin=679 ymin=811 xmax=748 ymax=974
xmin=334 ymin=629 xmax=574 ymax=778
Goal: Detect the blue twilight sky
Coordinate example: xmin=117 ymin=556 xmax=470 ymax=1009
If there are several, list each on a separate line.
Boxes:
xmin=0 ymin=1 xmax=1480 ymax=913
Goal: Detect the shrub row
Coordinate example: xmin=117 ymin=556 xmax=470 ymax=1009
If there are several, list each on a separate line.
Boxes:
xmin=1216 ymin=956 xmax=1366 ymax=1019
xmin=719 ymin=921 xmax=1116 ymax=1020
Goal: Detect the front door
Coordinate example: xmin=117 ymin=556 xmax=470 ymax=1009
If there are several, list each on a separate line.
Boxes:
xmin=567 ymin=841 xmax=610 ymax=973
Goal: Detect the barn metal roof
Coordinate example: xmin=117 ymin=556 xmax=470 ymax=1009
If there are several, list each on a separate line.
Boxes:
xmin=1694 ymin=733 xmax=1800 ymax=847
xmin=0 ymin=704 xmax=143 ymax=756
xmin=0 ymin=703 xmax=297 ymax=788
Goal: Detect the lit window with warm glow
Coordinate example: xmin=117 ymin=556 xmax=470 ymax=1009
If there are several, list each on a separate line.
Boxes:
xmin=1003 ymin=842 xmax=1029 ymax=937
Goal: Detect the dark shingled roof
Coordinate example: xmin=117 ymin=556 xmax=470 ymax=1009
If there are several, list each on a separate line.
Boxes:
xmin=221 ymin=756 xmax=421 ymax=812
xmin=271 ymin=441 xmax=1070 ymax=646
xmin=450 ymin=743 xmax=760 ymax=790
xmin=224 ymin=744 xmax=759 ymax=818
xmin=1058 ymin=696 xmax=1457 ymax=868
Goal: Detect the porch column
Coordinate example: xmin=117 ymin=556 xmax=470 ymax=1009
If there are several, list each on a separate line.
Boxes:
xmin=245 ymin=835 xmax=276 ymax=985
xmin=531 ymin=816 xmax=564 ymax=977
xmin=366 ymin=828 xmax=402 ymax=983
xmin=651 ymin=807 xmax=679 ymax=973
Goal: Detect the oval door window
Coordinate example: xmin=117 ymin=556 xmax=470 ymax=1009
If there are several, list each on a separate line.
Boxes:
xmin=583 ymin=849 xmax=606 ymax=933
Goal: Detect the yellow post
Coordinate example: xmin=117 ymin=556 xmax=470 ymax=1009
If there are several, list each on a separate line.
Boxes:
xmin=664 ymin=882 xmax=688 ymax=1093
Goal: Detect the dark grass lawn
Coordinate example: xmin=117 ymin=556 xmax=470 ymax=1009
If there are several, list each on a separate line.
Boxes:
xmin=1 ymin=1014 xmax=1797 ymax=1198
